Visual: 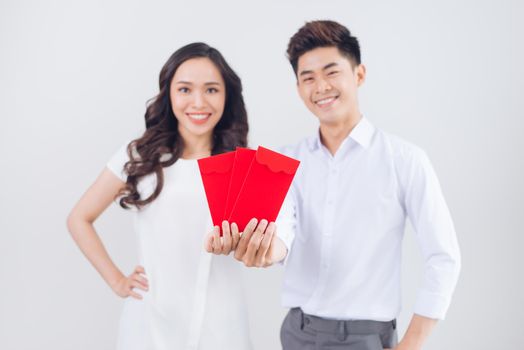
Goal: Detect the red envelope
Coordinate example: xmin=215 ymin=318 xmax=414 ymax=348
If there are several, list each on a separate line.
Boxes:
xmin=197 ymin=151 xmax=236 ymax=229
xmin=223 ymin=148 xmax=256 ymax=220
xmin=228 ymin=146 xmax=300 ymax=232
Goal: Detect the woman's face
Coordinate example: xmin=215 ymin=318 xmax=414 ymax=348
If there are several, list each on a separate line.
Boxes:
xmin=170 ymin=57 xmax=226 ymax=142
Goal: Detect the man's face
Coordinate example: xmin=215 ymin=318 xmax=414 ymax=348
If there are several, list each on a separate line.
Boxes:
xmin=296 ymin=46 xmax=365 ymax=127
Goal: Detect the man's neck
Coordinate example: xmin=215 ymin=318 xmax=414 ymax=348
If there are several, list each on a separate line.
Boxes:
xmin=319 ymin=114 xmax=362 ymax=156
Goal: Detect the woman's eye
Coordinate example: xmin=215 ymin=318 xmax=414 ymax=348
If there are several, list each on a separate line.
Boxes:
xmin=207 ymin=87 xmax=218 ymax=93
xmin=179 ymin=87 xmax=189 ymax=93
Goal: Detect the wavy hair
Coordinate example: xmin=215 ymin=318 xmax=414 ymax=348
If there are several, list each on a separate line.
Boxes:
xmin=118 ymin=42 xmax=248 ymax=209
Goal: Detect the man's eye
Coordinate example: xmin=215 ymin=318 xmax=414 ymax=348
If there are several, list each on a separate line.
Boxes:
xmin=303 ymin=77 xmax=314 ymax=83
xmin=328 ymin=71 xmax=339 ymax=76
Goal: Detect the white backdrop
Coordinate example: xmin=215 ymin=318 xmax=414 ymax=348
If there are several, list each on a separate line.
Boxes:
xmin=1 ymin=0 xmax=523 ymax=349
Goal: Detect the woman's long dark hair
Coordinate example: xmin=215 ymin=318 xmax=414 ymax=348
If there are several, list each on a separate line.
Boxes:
xmin=118 ymin=42 xmax=248 ymax=209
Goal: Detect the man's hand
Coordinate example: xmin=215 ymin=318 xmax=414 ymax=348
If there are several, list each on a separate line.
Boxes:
xmin=388 ymin=314 xmax=438 ymax=350
xmin=233 ymin=218 xmax=288 ymax=267
xmin=205 ymin=218 xmax=288 ymax=266
xmin=204 ymin=221 xmax=241 ymax=255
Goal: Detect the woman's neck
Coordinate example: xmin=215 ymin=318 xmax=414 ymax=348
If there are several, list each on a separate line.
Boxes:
xmin=179 ymin=131 xmax=213 ymax=159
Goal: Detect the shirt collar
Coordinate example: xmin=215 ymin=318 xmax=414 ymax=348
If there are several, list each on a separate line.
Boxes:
xmin=307 ymin=116 xmax=376 ymax=152
xmin=349 ymin=117 xmax=375 ymax=149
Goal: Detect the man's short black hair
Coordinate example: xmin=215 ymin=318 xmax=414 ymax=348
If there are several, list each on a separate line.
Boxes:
xmin=287 ymin=20 xmax=361 ymax=75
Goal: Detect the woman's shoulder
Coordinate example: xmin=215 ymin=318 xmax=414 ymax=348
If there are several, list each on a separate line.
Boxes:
xmin=106 ymin=135 xmax=142 ymax=182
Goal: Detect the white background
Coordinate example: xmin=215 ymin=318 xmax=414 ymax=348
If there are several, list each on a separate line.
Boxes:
xmin=1 ymin=0 xmax=523 ymax=349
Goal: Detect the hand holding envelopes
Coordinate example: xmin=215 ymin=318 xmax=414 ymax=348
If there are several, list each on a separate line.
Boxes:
xmin=197 ymin=146 xmax=300 ymax=233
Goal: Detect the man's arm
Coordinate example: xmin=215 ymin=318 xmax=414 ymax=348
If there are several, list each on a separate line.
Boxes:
xmin=395 ymin=147 xmax=461 ymax=348
xmin=402 ymin=148 xmax=461 ymax=319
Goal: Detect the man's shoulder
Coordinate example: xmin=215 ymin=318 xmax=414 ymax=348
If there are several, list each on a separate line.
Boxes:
xmin=374 ymin=128 xmax=427 ymax=161
xmin=276 ymin=136 xmax=315 ymax=159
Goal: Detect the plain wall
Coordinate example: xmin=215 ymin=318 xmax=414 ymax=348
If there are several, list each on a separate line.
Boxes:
xmin=1 ymin=0 xmax=523 ymax=349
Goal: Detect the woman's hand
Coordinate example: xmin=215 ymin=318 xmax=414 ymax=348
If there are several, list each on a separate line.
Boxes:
xmin=111 ymin=265 xmax=149 ymax=300
xmin=204 ymin=221 xmax=241 ymax=255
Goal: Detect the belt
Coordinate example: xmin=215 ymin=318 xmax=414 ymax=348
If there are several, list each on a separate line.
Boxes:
xmin=290 ymin=307 xmax=396 ymax=337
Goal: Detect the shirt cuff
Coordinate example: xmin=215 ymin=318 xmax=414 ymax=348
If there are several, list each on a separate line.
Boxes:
xmin=413 ymin=290 xmax=452 ymax=320
xmin=276 ymin=228 xmax=294 ymax=266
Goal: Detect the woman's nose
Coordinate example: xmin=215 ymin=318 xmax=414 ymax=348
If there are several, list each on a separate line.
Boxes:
xmin=192 ymin=92 xmax=206 ymax=108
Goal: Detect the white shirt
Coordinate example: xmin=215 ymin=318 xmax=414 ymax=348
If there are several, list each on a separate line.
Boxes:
xmin=107 ymin=143 xmax=252 ymax=350
xmin=276 ymin=117 xmax=461 ymax=321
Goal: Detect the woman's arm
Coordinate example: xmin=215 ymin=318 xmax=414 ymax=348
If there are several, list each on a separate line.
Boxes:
xmin=66 ymin=168 xmax=148 ymax=299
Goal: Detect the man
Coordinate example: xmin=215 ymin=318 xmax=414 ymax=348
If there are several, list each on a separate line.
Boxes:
xmin=206 ymin=20 xmax=461 ymax=350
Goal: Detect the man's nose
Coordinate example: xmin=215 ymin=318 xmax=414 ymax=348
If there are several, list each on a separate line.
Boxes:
xmin=315 ymin=78 xmax=332 ymax=94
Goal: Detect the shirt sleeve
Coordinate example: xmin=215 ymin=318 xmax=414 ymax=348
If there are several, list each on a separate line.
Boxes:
xmin=275 ymin=186 xmax=297 ymax=265
xmin=399 ymin=147 xmax=461 ymax=320
xmin=106 ymin=142 xmax=131 ymax=182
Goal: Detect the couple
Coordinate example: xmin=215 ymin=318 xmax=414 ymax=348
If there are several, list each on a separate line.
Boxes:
xmin=67 ymin=20 xmax=461 ymax=350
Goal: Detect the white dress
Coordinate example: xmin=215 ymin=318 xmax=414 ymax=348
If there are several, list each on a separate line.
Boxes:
xmin=107 ymin=143 xmax=252 ymax=350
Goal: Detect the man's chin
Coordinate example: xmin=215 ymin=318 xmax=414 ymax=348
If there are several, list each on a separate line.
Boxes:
xmin=316 ymin=113 xmax=343 ymax=126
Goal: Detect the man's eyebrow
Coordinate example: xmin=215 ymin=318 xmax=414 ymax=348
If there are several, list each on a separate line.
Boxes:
xmin=299 ymin=70 xmax=314 ymax=77
xmin=299 ymin=62 xmax=339 ymax=76
xmin=323 ymin=62 xmax=339 ymax=70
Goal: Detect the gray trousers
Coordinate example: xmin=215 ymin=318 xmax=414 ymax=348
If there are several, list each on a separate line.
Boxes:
xmin=280 ymin=308 xmax=398 ymax=350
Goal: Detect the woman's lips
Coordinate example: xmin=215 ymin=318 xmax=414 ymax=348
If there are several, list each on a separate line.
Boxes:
xmin=187 ymin=113 xmax=212 ymax=125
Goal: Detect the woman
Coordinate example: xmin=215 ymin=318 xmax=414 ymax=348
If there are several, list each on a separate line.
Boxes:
xmin=67 ymin=42 xmax=252 ymax=350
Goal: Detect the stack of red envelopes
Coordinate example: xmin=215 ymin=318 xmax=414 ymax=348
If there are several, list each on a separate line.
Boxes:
xmin=197 ymin=146 xmax=300 ymax=233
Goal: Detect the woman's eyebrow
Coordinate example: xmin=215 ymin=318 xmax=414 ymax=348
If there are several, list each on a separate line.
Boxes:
xmin=174 ymin=81 xmax=221 ymax=85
